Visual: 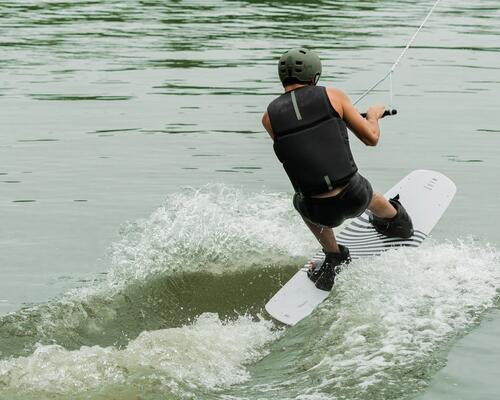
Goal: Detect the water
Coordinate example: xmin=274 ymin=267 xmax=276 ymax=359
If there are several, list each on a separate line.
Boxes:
xmin=1 ymin=0 xmax=499 ymax=398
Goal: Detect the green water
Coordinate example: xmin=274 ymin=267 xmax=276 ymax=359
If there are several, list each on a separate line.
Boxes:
xmin=1 ymin=0 xmax=500 ymax=399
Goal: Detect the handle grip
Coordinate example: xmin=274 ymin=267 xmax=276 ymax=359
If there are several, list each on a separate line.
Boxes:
xmin=361 ymin=109 xmax=397 ymax=118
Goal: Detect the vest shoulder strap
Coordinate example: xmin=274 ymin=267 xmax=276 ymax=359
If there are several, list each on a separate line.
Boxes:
xmin=267 ymin=86 xmax=339 ymax=138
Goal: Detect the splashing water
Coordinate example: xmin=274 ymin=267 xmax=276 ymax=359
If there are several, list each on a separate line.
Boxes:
xmin=108 ymin=184 xmax=316 ymax=284
xmin=232 ymin=240 xmax=500 ymax=400
xmin=0 ymin=313 xmax=280 ymax=397
xmin=0 ymin=185 xmax=310 ymax=356
xmin=0 ymin=185 xmax=499 ymax=400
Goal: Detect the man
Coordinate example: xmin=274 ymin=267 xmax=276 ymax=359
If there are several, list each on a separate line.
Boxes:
xmin=262 ymin=47 xmax=413 ymax=291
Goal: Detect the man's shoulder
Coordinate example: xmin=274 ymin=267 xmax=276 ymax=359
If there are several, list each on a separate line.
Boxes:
xmin=326 ymin=87 xmax=346 ymax=98
xmin=324 ymin=87 xmax=347 ymax=119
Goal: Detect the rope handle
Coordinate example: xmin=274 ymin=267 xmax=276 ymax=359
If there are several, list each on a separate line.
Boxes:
xmin=360 ymin=109 xmax=398 ymax=119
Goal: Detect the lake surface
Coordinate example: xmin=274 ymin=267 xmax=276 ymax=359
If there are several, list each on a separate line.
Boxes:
xmin=1 ymin=0 xmax=499 ymax=399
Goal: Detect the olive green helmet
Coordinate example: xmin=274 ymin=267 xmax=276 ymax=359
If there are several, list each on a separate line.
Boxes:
xmin=278 ymin=47 xmax=322 ymax=85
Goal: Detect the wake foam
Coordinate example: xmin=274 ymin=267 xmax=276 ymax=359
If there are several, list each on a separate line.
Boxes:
xmin=0 ymin=313 xmax=280 ymax=395
xmin=0 ymin=185 xmax=310 ymax=354
xmin=108 ymin=184 xmax=315 ymax=284
xmin=1 ymin=185 xmax=499 ymax=399
xmin=291 ymin=240 xmax=500 ymax=399
xmin=2 ymin=240 xmax=498 ymax=399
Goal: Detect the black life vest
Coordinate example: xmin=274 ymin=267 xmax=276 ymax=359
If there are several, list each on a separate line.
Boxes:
xmin=267 ymin=85 xmax=358 ymax=196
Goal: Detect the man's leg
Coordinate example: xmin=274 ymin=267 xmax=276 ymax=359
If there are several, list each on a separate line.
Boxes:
xmin=368 ymin=192 xmax=397 ymax=218
xmin=302 ymin=218 xmax=340 ymax=253
xmin=301 ymin=218 xmax=350 ymax=290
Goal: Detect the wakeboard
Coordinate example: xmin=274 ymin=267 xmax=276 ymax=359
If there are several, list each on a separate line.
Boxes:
xmin=265 ymin=169 xmax=456 ymax=325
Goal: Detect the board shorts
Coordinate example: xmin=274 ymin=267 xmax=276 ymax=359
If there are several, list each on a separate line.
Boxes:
xmin=293 ymin=172 xmax=373 ymax=228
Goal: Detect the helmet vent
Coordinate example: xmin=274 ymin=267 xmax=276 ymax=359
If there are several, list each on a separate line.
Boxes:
xmin=295 ymin=61 xmax=303 ymax=65
xmin=280 ymin=61 xmax=286 ymax=65
xmin=299 ymin=50 xmax=306 ymax=54
xmin=295 ymin=68 xmax=302 ymax=72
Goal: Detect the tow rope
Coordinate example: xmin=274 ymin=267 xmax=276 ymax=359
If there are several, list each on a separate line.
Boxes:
xmin=353 ymin=0 xmax=442 ymax=109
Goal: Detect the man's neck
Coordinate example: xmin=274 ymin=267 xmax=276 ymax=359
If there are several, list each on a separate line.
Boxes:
xmin=284 ymin=83 xmax=308 ymax=93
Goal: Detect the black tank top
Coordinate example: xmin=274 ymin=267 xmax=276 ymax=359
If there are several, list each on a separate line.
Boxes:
xmin=267 ymin=85 xmax=358 ymax=195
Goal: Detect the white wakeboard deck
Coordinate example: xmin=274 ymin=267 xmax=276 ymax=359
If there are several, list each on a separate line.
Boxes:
xmin=265 ymin=169 xmax=456 ymax=326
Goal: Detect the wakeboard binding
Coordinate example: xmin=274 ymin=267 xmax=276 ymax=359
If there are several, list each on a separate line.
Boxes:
xmin=307 ymin=245 xmax=351 ymax=291
xmin=370 ymin=194 xmax=414 ymax=239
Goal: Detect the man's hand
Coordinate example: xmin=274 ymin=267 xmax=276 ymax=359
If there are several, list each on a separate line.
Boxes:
xmin=366 ymin=105 xmax=386 ymax=121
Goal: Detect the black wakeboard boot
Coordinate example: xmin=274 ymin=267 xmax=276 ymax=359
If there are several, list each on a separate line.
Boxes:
xmin=369 ymin=194 xmax=414 ymax=239
xmin=307 ymin=245 xmax=351 ymax=291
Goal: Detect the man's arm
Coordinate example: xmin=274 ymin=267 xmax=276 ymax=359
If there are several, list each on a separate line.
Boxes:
xmin=327 ymin=88 xmax=385 ymax=146
xmin=262 ymin=111 xmax=275 ymax=140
